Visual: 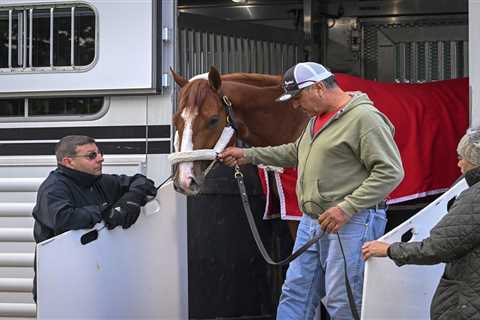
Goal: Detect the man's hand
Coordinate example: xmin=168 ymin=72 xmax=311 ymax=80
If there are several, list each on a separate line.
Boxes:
xmin=218 ymin=147 xmax=248 ymax=167
xmin=318 ymin=206 xmax=350 ymax=233
xmin=130 ymin=175 xmax=157 ymax=204
xmin=102 ymin=192 xmax=144 ymax=229
xmin=102 ymin=205 xmax=125 ymax=230
xmin=362 ymin=241 xmax=390 ymax=260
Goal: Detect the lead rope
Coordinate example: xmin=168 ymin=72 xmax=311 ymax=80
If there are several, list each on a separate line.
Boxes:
xmin=234 ymin=165 xmax=360 ymax=320
xmin=234 ymin=165 xmax=324 ymax=265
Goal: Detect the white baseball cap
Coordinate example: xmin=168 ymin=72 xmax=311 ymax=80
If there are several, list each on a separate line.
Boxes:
xmin=276 ymin=62 xmax=333 ymax=102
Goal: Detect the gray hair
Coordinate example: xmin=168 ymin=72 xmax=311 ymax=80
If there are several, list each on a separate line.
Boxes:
xmin=55 ymin=135 xmax=96 ymax=162
xmin=457 ymin=128 xmax=480 ymax=166
xmin=322 ymin=75 xmax=338 ymax=89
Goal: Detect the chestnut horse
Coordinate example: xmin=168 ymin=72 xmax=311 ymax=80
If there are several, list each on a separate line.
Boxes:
xmin=171 ymin=66 xmax=307 ymax=237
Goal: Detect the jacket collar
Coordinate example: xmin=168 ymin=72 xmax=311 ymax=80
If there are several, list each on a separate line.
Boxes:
xmin=465 ymin=166 xmax=480 ymax=187
xmin=57 ymin=164 xmax=101 ymax=187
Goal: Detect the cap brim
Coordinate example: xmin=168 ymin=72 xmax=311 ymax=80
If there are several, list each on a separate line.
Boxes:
xmin=275 ymin=89 xmax=301 ymax=102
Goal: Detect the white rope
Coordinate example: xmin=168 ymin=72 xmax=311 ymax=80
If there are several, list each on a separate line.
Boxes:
xmin=213 ymin=126 xmax=235 ymax=153
xmin=169 ymin=126 xmax=235 ymax=165
xmin=168 ymin=149 xmax=217 ymax=164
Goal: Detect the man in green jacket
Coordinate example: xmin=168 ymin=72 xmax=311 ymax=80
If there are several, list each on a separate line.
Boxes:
xmin=219 ymin=62 xmax=404 ymax=320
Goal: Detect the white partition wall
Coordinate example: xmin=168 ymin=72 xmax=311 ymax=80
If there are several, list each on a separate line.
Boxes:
xmin=36 ymin=182 xmax=188 ymax=320
xmin=361 ymin=179 xmax=468 ymax=319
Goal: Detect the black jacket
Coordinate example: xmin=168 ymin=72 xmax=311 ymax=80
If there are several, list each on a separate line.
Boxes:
xmin=33 ymin=165 xmax=151 ymax=243
xmin=389 ymin=166 xmax=480 ymax=320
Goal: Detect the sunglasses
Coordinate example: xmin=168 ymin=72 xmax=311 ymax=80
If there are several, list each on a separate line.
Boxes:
xmin=71 ymin=150 xmax=103 ymax=161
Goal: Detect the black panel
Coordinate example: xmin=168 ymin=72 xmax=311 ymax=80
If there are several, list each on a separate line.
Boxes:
xmin=0 ymin=141 xmax=170 ymax=156
xmin=188 ymin=164 xmax=293 ymax=319
xmin=148 ymin=125 xmax=171 ymax=140
xmin=0 ymin=125 xmax=170 ymax=141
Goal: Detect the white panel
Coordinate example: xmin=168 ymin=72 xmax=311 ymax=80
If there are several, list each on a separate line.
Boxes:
xmin=0 ymin=0 xmax=156 ymax=96
xmin=36 ymin=182 xmax=188 ymax=319
xmin=362 ymin=179 xmax=468 ymax=319
xmin=470 ymin=0 xmax=480 ymax=129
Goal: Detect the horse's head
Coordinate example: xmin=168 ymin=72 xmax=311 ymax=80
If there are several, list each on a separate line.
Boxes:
xmin=171 ymin=66 xmax=233 ymax=195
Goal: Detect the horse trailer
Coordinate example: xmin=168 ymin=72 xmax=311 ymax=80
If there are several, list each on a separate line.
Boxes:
xmin=0 ymin=0 xmax=476 ymax=319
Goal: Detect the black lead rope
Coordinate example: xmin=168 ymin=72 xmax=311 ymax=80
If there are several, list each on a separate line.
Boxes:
xmin=155 ymin=174 xmax=174 ymax=192
xmin=234 ymin=165 xmax=360 ymax=320
xmin=234 ymin=165 xmax=324 ymax=266
xmin=338 ymin=232 xmax=361 ymax=320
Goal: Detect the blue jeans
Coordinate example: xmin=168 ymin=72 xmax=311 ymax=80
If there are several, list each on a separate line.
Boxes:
xmin=276 ymin=209 xmax=387 ymax=320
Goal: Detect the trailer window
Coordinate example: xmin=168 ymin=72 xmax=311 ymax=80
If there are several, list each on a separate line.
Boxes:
xmin=0 ymin=4 xmax=96 ymax=72
xmin=0 ymin=97 xmax=103 ymax=118
xmin=0 ymin=11 xmax=8 ymax=68
xmin=29 ymin=97 xmax=103 ymax=116
xmin=0 ymin=99 xmax=23 ymax=117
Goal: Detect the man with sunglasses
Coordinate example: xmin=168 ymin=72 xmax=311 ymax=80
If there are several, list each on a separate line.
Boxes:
xmin=31 ymin=135 xmax=157 ymax=301
xmin=219 ymin=62 xmax=404 ymax=319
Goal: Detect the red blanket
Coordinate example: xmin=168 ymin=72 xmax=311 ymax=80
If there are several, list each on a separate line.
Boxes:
xmin=259 ymin=75 xmax=469 ymax=220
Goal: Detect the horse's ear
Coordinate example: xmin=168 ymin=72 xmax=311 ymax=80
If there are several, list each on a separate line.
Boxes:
xmin=208 ymin=66 xmax=222 ymax=91
xmin=171 ymin=67 xmax=188 ymax=88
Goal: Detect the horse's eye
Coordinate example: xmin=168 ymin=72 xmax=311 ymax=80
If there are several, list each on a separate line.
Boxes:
xmin=207 ymin=116 xmax=220 ymax=128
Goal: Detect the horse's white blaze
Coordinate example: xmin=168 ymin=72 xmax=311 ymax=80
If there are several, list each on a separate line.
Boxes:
xmin=178 ymin=107 xmax=198 ymax=190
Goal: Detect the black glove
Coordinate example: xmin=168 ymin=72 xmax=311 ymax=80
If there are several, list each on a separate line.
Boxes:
xmin=130 ymin=175 xmax=157 ymax=205
xmin=101 ymin=202 xmax=124 ymax=230
xmin=102 ymin=192 xmax=143 ymax=229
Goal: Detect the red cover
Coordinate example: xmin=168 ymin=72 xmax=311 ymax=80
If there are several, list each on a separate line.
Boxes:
xmin=258 ymin=168 xmax=302 ymax=220
xmin=259 ymin=75 xmax=469 ymax=220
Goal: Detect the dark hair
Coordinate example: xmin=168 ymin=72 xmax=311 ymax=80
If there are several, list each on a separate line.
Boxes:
xmin=55 ymin=135 xmax=96 ymax=162
xmin=322 ymin=75 xmax=337 ymax=89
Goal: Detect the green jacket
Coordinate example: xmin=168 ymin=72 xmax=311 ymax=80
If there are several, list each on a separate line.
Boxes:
xmin=245 ymin=92 xmax=404 ymax=218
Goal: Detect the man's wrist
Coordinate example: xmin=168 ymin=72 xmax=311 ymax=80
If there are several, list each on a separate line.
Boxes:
xmin=386 ymin=245 xmax=392 ymax=258
xmin=336 ymin=202 xmax=355 ymax=218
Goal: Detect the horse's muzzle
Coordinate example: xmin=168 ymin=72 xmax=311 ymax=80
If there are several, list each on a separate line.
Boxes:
xmin=173 ymin=175 xmax=203 ymax=196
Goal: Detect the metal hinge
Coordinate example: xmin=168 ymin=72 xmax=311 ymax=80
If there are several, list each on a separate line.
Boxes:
xmin=162 ymin=73 xmax=170 ymax=87
xmin=162 ymin=27 xmax=171 ymax=42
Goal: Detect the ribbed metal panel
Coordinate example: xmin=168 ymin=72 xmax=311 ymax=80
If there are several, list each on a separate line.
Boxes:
xmin=178 ymin=12 xmax=303 ymax=78
xmin=0 ymin=253 xmax=34 ymax=267
xmin=362 ymin=19 xmax=468 ymax=82
xmin=0 ymin=278 xmax=32 ymax=292
xmin=0 ymin=203 xmax=35 ymax=217
xmin=0 ymin=228 xmax=34 ymax=242
xmin=0 ymin=303 xmax=36 ymax=317
xmin=0 ymin=178 xmax=42 ymax=192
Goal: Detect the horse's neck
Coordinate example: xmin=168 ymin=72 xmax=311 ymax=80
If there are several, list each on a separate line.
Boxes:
xmin=223 ymin=82 xmax=309 ymax=147
xmin=222 ymin=73 xmax=281 ymax=87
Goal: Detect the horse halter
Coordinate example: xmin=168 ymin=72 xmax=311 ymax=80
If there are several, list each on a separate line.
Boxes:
xmin=168 ymin=94 xmax=238 ymax=177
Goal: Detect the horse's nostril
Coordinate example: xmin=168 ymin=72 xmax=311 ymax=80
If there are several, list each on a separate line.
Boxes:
xmin=189 ymin=178 xmax=200 ymax=193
